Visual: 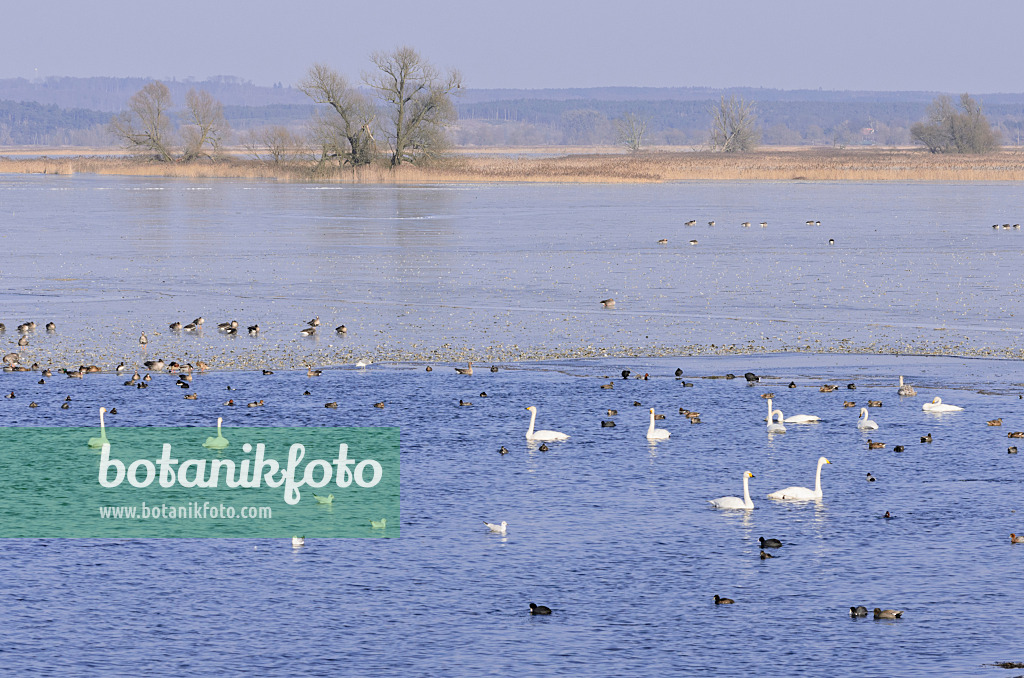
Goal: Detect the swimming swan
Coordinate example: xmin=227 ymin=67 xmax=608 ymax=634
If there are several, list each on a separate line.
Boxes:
xmin=767 ymin=456 xmax=831 ymax=500
xmin=202 ymin=417 xmax=229 ymax=449
xmin=767 ymin=410 xmax=786 ymax=434
xmin=647 ymin=408 xmax=670 ymax=439
xmin=87 ymin=407 xmax=109 ymax=448
xmin=709 ymin=471 xmax=755 ymax=509
xmin=922 ymin=396 xmax=963 ymax=412
xmin=857 ymin=408 xmax=878 ymax=430
xmin=897 ymin=376 xmax=916 ymax=397
xmin=764 ymin=398 xmax=820 ymax=423
xmin=525 ymin=406 xmax=569 ymax=441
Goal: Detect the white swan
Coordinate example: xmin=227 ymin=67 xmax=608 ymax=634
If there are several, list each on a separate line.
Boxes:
xmin=291 ymin=536 xmax=305 ymax=548
xmin=709 ymin=471 xmax=755 ymax=509
xmin=767 ymin=456 xmax=831 ymax=500
xmin=202 ymin=417 xmax=229 ymax=449
xmin=647 ymin=408 xmax=670 ymax=439
xmin=767 ymin=409 xmax=786 ymax=434
xmin=525 ymin=406 xmax=569 ymax=441
xmin=897 ymin=376 xmax=916 ymax=397
xmin=87 ymin=407 xmax=109 ymax=448
xmin=856 ymin=407 xmax=878 ymax=430
xmin=764 ymin=398 xmax=820 ymax=423
xmin=923 ymin=396 xmax=963 ymax=412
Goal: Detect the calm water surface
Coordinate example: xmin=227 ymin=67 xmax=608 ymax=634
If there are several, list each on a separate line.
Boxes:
xmin=1 ymin=176 xmax=1023 ymax=676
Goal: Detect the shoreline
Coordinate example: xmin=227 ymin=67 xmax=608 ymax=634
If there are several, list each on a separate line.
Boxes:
xmin=4 ymin=146 xmax=1024 ymax=183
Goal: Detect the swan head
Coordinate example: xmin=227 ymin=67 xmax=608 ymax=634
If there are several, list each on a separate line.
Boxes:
xmin=744 ymin=471 xmax=755 ymax=479
xmin=819 ymin=456 xmax=831 ymax=465
xmin=99 ymin=406 xmax=106 ymax=414
xmin=649 ymin=408 xmax=655 ymax=414
xmin=931 ymin=397 xmax=941 ymax=404
xmin=525 ymin=406 xmax=536 ymax=413
xmin=217 ymin=417 xmax=223 ymax=425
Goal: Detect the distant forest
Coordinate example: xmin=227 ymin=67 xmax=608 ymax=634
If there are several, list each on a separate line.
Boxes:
xmin=3 ymin=76 xmax=1024 ymax=148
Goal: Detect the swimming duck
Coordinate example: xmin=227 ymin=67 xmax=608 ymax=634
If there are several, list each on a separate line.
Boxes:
xmin=713 ymin=595 xmax=734 ymax=605
xmin=529 ymin=603 xmax=552 ymax=615
xmin=873 ymin=608 xmax=903 ymax=619
xmin=455 ymin=362 xmax=473 ymax=375
xmin=759 ymin=537 xmax=782 ymax=549
xmin=850 ymin=606 xmax=868 ymax=617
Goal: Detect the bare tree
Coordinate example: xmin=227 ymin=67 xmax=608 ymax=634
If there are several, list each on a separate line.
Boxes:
xmin=709 ymin=95 xmax=760 ymax=152
xmin=109 ymin=81 xmax=175 ymax=161
xmin=243 ymin=126 xmax=305 ymax=164
xmin=364 ymin=47 xmax=462 ymax=166
xmin=615 ymin=112 xmax=648 ymax=153
xmin=181 ymin=89 xmax=228 ymax=161
xmin=911 ymin=94 xmax=998 ymax=154
xmin=298 ymin=64 xmax=376 ymax=166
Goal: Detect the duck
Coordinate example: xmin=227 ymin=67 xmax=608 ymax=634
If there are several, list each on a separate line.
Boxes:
xmin=307 ymin=368 xmax=322 ymax=377
xmin=529 ymin=603 xmax=552 ymax=615
xmin=490 ymin=365 xmax=498 ymax=372
xmin=336 ymin=324 xmax=347 ymax=334
xmin=458 ymin=399 xmax=471 ymax=407
xmin=709 ymin=471 xmax=755 ymax=510
xmin=897 ymin=376 xmax=916 ymax=396
xmin=759 ymin=537 xmax=782 ymax=549
xmin=45 ymin=322 xmax=55 ymax=332
xmin=867 ymin=440 xmax=885 ymax=449
xmin=455 ymin=362 xmax=473 ymax=375
xmin=169 ymin=321 xmax=182 ymax=331
xmin=370 ymin=518 xmax=386 ymax=529
xmin=923 ymin=396 xmax=963 ymax=412
xmin=857 ymin=408 xmax=878 ymax=430
xmin=324 ymin=402 xmax=338 ymax=408
xmin=1011 ymin=533 xmax=1024 ymax=544
xmin=1008 ymin=432 xmax=1024 ymax=439
xmin=866 ymin=472 xmax=876 ymax=482
xmin=248 ymin=324 xmax=260 ymax=336
xmin=850 ymin=606 xmax=868 ymax=617
xmin=183 ymin=323 xmax=198 ymax=332
xmin=498 ymin=446 xmax=510 ymax=455
xmin=601 ymin=420 xmax=616 ymax=427
xmin=873 ymin=608 xmax=903 ymax=619
xmin=867 ymin=400 xmax=882 ymax=408
xmin=713 ymin=595 xmax=734 ymax=605
xmin=759 ymin=550 xmax=776 ymax=559
xmin=819 ymin=384 xmax=838 ymax=392
xmin=767 ymin=456 xmax=831 ymax=501
xmin=843 ymin=401 xmax=856 ymax=407
xmin=218 ymin=320 xmax=239 ymax=332
xmin=987 ymin=418 xmax=1002 ymax=426
xmin=184 ymin=393 xmax=198 ymax=400
xmin=921 ymin=433 xmax=933 ymax=443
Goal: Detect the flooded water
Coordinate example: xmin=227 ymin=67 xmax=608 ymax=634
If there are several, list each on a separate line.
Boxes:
xmin=1 ymin=175 xmax=1024 ymax=676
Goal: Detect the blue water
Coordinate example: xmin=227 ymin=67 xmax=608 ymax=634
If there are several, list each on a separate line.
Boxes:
xmin=1 ymin=354 xmax=1023 ymax=676
xmin=1 ymin=176 xmax=1024 ymax=676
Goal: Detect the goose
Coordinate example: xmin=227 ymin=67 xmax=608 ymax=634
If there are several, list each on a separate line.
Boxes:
xmin=600 ymin=298 xmax=615 ymax=308
xmin=525 ymin=406 xmax=568 ymax=441
xmin=759 ymin=537 xmax=782 ymax=548
xmin=484 ymin=520 xmax=507 ymax=534
xmin=193 ymin=317 xmax=205 ymax=326
xmin=218 ymin=320 xmax=239 ymax=331
xmin=685 ymin=220 xmax=697 ymax=226
xmin=646 ymin=408 xmax=670 ymax=439
xmin=767 ymin=456 xmax=831 ymax=501
xmin=657 ymin=238 xmax=668 ymax=244
xmin=857 ymin=408 xmax=878 ymax=430
xmin=87 ymin=407 xmax=109 ymax=448
xmin=529 ymin=603 xmax=552 ymax=615
xmin=307 ymin=316 xmax=320 ymax=327
xmin=248 ymin=324 xmax=260 ymax=336
xmin=139 ymin=332 xmax=147 ymax=346
xmin=299 ymin=327 xmax=316 ymax=337
xmin=897 ymin=376 xmax=916 ymax=396
xmin=183 ymin=323 xmax=198 ymax=332
xmin=45 ymin=322 xmax=55 ymax=332
xmin=455 ymin=362 xmax=473 ymax=375
xmin=923 ymin=396 xmax=963 ymax=412
xmin=169 ymin=321 xmax=182 ymax=331
xmin=18 ymin=335 xmax=28 ymax=347
xmin=764 ymin=398 xmax=819 ymax=423
xmin=713 ymin=595 xmax=734 ymax=605
xmin=202 ymin=418 xmax=229 ymax=449
xmin=767 ymin=409 xmax=786 ymax=434
xmin=336 ymin=324 xmax=347 ymax=334
xmin=873 ymin=608 xmax=903 ymax=619
xmin=307 ymin=368 xmax=322 ymax=377
xmin=143 ymin=359 xmax=165 ymax=371
xmin=313 ymin=493 xmax=333 ymax=504
xmin=709 ymin=471 xmax=755 ymax=510
xmin=115 ymin=362 xmax=126 ymax=373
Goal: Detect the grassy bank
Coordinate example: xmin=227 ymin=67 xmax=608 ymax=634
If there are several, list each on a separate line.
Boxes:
xmin=4 ymin=147 xmax=1024 ymax=182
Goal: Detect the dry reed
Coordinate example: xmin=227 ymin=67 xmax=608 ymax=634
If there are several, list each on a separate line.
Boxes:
xmin=4 ymin=147 xmax=1024 ymax=183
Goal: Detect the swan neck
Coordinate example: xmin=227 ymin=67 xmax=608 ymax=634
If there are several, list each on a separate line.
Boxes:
xmin=526 ymin=408 xmax=536 ymax=437
xmin=814 ymin=460 xmax=823 ymax=493
xmin=648 ymin=409 xmax=655 ymax=433
xmin=742 ymin=473 xmax=751 ymax=505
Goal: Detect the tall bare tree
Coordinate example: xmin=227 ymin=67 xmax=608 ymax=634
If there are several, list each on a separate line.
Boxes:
xmin=364 ymin=47 xmax=462 ymax=166
xmin=109 ymin=81 xmax=175 ymax=161
xmin=181 ymin=89 xmax=228 ymax=161
xmin=298 ymin=64 xmax=376 ymax=166
xmin=615 ymin=112 xmax=648 ymax=153
xmin=709 ymin=95 xmax=760 ymax=152
xmin=911 ymin=93 xmax=998 ymax=154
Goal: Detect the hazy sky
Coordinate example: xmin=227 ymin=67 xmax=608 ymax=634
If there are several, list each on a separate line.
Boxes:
xmin=6 ymin=0 xmax=1024 ymax=92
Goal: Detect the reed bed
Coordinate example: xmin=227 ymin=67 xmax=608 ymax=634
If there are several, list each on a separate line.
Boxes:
xmin=4 ymin=148 xmax=1024 ymax=183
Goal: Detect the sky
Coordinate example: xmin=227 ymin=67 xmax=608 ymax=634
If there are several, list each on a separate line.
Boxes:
xmin=5 ymin=0 xmax=1024 ymax=93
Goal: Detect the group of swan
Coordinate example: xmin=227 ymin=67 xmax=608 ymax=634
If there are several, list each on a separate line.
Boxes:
xmin=523 ymin=406 xmax=672 ymax=441
xmin=710 ymin=457 xmax=831 ymax=508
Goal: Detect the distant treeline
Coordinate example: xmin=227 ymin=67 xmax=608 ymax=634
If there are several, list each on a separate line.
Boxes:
xmin=2 ymin=76 xmax=1024 ymax=148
